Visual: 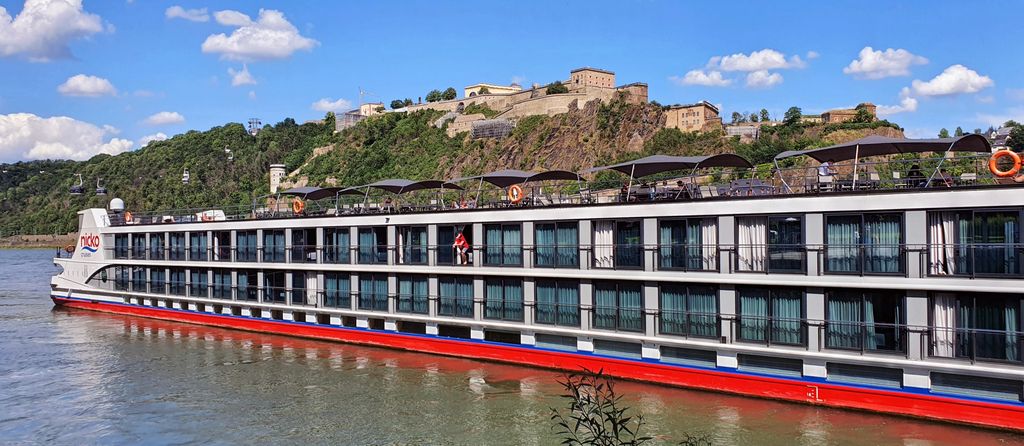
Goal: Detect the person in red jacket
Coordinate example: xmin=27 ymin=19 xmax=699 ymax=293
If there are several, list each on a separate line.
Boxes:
xmin=454 ymin=231 xmax=470 ymax=265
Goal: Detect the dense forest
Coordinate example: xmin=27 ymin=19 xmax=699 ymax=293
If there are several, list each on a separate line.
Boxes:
xmin=0 ymin=99 xmax=903 ymax=236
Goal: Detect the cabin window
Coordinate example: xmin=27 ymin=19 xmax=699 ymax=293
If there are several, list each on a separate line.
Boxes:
xmin=659 ymin=284 xmax=718 ymax=338
xmin=189 ymin=231 xmax=208 ymax=262
xmin=928 ymin=210 xmax=1021 ymax=277
xmin=438 ymin=276 xmax=473 ymax=318
xmin=737 ymin=287 xmax=804 ymax=346
xmin=235 ymin=231 xmax=258 ymax=262
xmin=358 ymin=274 xmax=388 ymax=311
xmin=932 ymin=293 xmax=1021 ymax=362
xmin=213 ymin=231 xmax=232 ymax=262
xmin=262 ymin=230 xmax=286 ymax=263
xmin=592 ymin=220 xmax=642 ymax=269
xmin=323 ymin=228 xmax=350 ymax=264
xmin=658 ymin=218 xmax=717 ymax=271
xmin=593 ymin=281 xmax=644 ymax=332
xmin=149 ymin=268 xmax=166 ymax=294
xmin=130 ymin=267 xmax=146 ymax=292
xmin=324 ymin=272 xmax=350 ymax=308
xmin=291 ymin=271 xmax=316 ymax=305
xmin=263 ymin=270 xmax=286 ymax=303
xmin=149 ymin=233 xmax=165 ymax=260
xmin=168 ymin=232 xmax=186 ymax=261
xmin=826 ymin=289 xmax=904 ymax=352
xmin=113 ymin=266 xmax=129 ymax=291
xmin=357 ymin=227 xmax=388 ymax=264
xmin=130 ymin=234 xmax=146 ymax=260
xmin=114 ymin=234 xmax=129 ymax=259
xmin=535 ymin=222 xmax=579 ymax=268
xmin=736 ymin=216 xmax=805 ymax=273
xmin=212 ymin=269 xmax=232 ymax=299
xmin=168 ymin=268 xmax=186 ymax=296
xmin=397 ymin=226 xmax=428 ymax=265
xmin=237 ymin=270 xmax=258 ymax=301
xmin=397 ymin=275 xmax=429 ymax=314
xmin=291 ymin=229 xmax=317 ymax=264
xmin=189 ymin=269 xmax=208 ymax=298
xmin=483 ymin=224 xmax=522 ymax=266
xmin=484 ymin=277 xmax=523 ymax=321
xmin=438 ymin=225 xmax=473 ymax=266
xmin=535 ymin=279 xmax=580 ymax=327
xmin=825 ymin=213 xmax=903 ymax=275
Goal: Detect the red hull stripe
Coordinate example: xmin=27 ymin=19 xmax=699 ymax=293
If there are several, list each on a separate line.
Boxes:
xmin=52 ymin=295 xmax=1024 ymax=432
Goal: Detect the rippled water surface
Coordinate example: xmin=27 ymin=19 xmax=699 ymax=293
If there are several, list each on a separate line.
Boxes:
xmin=2 ymin=249 xmax=1024 ymax=445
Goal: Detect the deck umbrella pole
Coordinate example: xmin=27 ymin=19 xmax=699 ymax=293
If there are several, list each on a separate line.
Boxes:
xmin=627 ymin=164 xmax=635 ymax=201
xmin=774 ymin=159 xmax=793 ymax=193
xmin=852 ymin=143 xmax=861 ymax=189
xmin=476 ymin=178 xmax=483 ymax=205
xmin=925 ymin=141 xmax=957 ymax=188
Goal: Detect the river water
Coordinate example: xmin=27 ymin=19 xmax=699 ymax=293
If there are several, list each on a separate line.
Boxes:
xmin=2 ymin=249 xmax=1022 ymax=445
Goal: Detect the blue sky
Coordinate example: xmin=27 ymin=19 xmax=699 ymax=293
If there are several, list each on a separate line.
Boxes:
xmin=1 ymin=0 xmax=1022 ymax=162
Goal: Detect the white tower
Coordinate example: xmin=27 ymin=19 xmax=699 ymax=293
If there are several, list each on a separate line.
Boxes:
xmin=269 ymin=164 xmax=286 ymax=194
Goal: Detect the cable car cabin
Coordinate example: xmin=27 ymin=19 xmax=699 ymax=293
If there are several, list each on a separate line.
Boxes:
xmin=95 ymin=178 xmax=108 ymax=196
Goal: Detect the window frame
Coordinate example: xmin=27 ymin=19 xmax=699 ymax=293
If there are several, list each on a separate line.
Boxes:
xmin=736 ymin=286 xmax=806 ymax=347
xmin=591 ymin=219 xmax=644 ymax=270
xmin=823 ymin=212 xmax=905 ymax=277
xmin=824 ymin=289 xmax=906 ymax=354
xmin=534 ymin=221 xmax=580 ymax=269
xmin=657 ymin=283 xmax=719 ymax=338
xmin=926 ymin=208 xmax=1023 ymax=278
xmin=657 ymin=217 xmax=718 ymax=272
xmin=483 ymin=223 xmax=523 ymax=267
xmin=592 ymin=281 xmax=645 ymax=333
xmin=484 ymin=277 xmax=524 ymax=322
xmin=734 ymin=214 xmax=806 ymax=274
xmin=534 ymin=278 xmax=581 ymax=327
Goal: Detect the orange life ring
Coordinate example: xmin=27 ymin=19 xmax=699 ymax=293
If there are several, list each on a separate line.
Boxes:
xmin=292 ymin=199 xmax=305 ymax=214
xmin=124 ymin=211 xmax=133 ymax=223
xmin=508 ymin=185 xmax=524 ymax=204
xmin=989 ymin=150 xmax=1022 ymax=178
xmin=64 ymin=244 xmax=75 ymax=253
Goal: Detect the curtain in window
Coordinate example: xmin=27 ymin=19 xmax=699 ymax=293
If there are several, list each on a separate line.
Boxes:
xmin=557 ymin=282 xmax=579 ymax=326
xmin=700 ymin=220 xmax=717 ymax=270
xmin=357 ymin=230 xmax=376 ymax=264
xmin=738 ymin=289 xmax=768 ymax=341
xmin=504 ymin=225 xmax=522 ymax=265
xmin=359 ymin=276 xmax=386 ymax=310
xmin=396 ymin=229 xmax=405 ymax=264
xmin=594 ymin=284 xmax=617 ymax=329
xmin=325 ymin=274 xmax=350 ymax=308
xmin=928 ymin=213 xmax=960 ymax=275
xmin=325 ymin=229 xmax=350 ymax=264
xmin=1006 ymin=305 xmax=1020 ymax=362
xmin=659 ymin=222 xmax=682 ymax=269
xmin=398 ymin=277 xmax=428 ymax=313
xmin=536 ymin=281 xmax=556 ymax=324
xmin=440 ymin=278 xmax=473 ymax=317
xmin=615 ymin=223 xmax=641 ymax=268
xmin=485 ymin=226 xmax=503 ymax=265
xmin=865 ymin=215 xmax=902 ymax=273
xmin=932 ymin=293 xmax=956 ymax=357
xmin=974 ymin=212 xmax=1020 ymax=275
xmin=737 ymin=217 xmax=766 ymax=271
xmin=149 ymin=235 xmax=164 ymax=260
xmin=536 ymin=225 xmax=555 ymax=267
xmin=827 ymin=292 xmax=861 ymax=349
xmin=557 ymin=224 xmax=578 ymax=267
xmin=826 ymin=216 xmax=860 ymax=273
xmin=263 ymin=231 xmax=284 ymax=262
xmin=190 ymin=270 xmax=207 ymax=297
xmin=594 ymin=221 xmax=615 ymax=269
xmin=772 ymin=290 xmax=802 ymax=345
xmin=660 ymin=286 xmax=685 ymax=334
xmin=503 ymin=280 xmax=523 ymax=321
xmin=688 ymin=286 xmax=717 ymax=338
xmin=485 ymin=280 xmax=504 ymax=319
xmin=619 ymin=285 xmax=643 ymax=331
xmin=973 ymin=298 xmax=1019 ymax=361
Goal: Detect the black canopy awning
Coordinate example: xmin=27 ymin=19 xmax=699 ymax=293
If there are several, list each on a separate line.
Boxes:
xmin=584 ymin=153 xmax=753 ymax=178
xmin=774 ymin=134 xmax=992 ymax=162
xmin=347 ymin=179 xmax=463 ymax=194
xmin=451 ymin=169 xmax=580 ymax=188
xmin=279 ymin=186 xmax=353 ymax=201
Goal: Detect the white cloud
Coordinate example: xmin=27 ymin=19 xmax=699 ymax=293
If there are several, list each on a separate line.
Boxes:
xmin=806 ymin=51 xmax=820 ymax=60
xmin=0 ymin=0 xmax=106 ymax=61
xmin=311 ymin=97 xmax=352 ymax=112
xmin=877 ymin=87 xmax=919 ymax=116
xmin=202 ymin=9 xmax=318 ymax=61
xmin=143 ymin=111 xmax=185 ymax=126
xmin=843 ymin=47 xmax=928 ymax=79
xmin=139 ymin=132 xmax=168 ymax=147
xmin=911 ymin=64 xmax=993 ymax=96
xmin=228 ymin=64 xmax=256 ymax=86
xmin=670 ymin=70 xmax=731 ymax=87
xmin=57 ymin=74 xmax=116 ymax=97
xmin=0 ymin=112 xmax=132 ymax=161
xmin=165 ymin=5 xmax=208 ymax=22
xmin=745 ymin=70 xmax=782 ymax=88
xmin=708 ymin=49 xmax=805 ymax=72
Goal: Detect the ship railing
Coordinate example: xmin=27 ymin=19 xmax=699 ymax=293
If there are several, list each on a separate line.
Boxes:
xmin=925 ymin=325 xmax=1024 ymax=365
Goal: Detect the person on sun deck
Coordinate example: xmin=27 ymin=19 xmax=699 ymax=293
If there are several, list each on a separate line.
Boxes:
xmin=818 ymin=159 xmax=837 ymax=176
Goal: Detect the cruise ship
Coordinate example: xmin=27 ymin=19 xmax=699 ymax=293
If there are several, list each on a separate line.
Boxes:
xmin=51 ymin=134 xmax=1024 ymax=431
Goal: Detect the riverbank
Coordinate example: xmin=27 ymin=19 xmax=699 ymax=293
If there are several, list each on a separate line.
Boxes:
xmin=0 ymin=233 xmax=76 ymax=249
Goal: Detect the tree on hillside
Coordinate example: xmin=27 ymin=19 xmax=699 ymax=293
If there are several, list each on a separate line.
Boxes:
xmin=973 ymin=128 xmax=982 ymax=135
xmin=760 ymin=108 xmax=770 ymax=122
xmin=1010 ymin=126 xmax=1024 ymax=152
xmin=425 ymin=89 xmax=443 ymax=102
xmin=749 ymin=113 xmax=759 ymax=123
xmin=390 ymin=99 xmax=405 ymax=109
xmin=730 ymin=112 xmax=743 ymax=124
xmin=954 ymin=126 xmax=964 ymax=137
xmin=1005 ymin=120 xmax=1021 ymax=128
xmin=545 ymin=81 xmax=568 ymax=95
xmin=938 ymin=128 xmax=950 ymax=138
xmin=783 ymin=106 xmax=802 ymax=125
xmin=853 ymin=104 xmax=875 ymax=123
xmin=478 ymin=86 xmax=490 ymax=94
xmin=442 ymin=87 xmax=457 ymax=101
xmin=403 ymin=98 xmax=413 ymax=107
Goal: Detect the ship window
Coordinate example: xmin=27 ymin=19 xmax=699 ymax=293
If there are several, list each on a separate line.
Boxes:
xmin=237 ymin=270 xmax=258 ymax=301
xmin=357 ymin=227 xmax=387 ymax=264
xmin=189 ymin=269 xmax=208 ymax=298
xmin=150 ymin=268 xmax=165 ymax=294
xmin=212 ymin=269 xmax=231 ymax=299
xmin=291 ymin=229 xmax=317 ymax=264
xmin=149 ymin=233 xmax=165 ymax=260
xmin=927 ymin=210 xmax=1021 ymax=277
xmin=535 ymin=279 xmax=580 ymax=327
xmin=189 ymin=231 xmax=208 ymax=262
xmin=736 ymin=216 xmax=805 ymax=273
xmin=931 ymin=372 xmax=1023 ymax=402
xmin=737 ymin=287 xmax=804 ymax=346
xmin=592 ymin=220 xmax=642 ymax=269
xmin=130 ymin=267 xmax=146 ymax=292
xmin=484 ymin=277 xmax=523 ymax=322
xmin=438 ymin=225 xmax=473 ymax=266
xmin=291 ymin=271 xmax=316 ymax=305
xmin=660 ymin=346 xmax=716 ymax=368
xmin=236 ymin=231 xmax=258 ymax=262
xmin=593 ymin=281 xmax=644 ymax=332
xmin=535 ymin=333 xmax=577 ymax=351
xmin=113 ymin=265 xmax=129 ymax=291
xmin=262 ymin=230 xmax=285 ymax=263
xmin=323 ymin=228 xmax=350 ymax=264
xmin=263 ymin=270 xmax=286 ymax=303
xmin=114 ymin=234 xmax=128 ymax=259
xmin=826 ymin=363 xmax=902 ymax=389
xmin=659 ymin=284 xmax=718 ymax=338
xmin=593 ymin=339 xmax=642 ymax=359
xmin=931 ymin=293 xmax=1021 ymax=363
xmin=737 ymin=354 xmax=802 ymax=378
xmin=169 ymin=232 xmax=186 ymax=261
xmin=535 ymin=222 xmax=579 ymax=268
xmin=483 ymin=224 xmax=522 ymax=266
xmin=397 ymin=226 xmax=428 ymax=265
xmin=826 ymin=289 xmax=904 ymax=353
xmin=324 ymin=273 xmax=350 ymax=308
xmin=130 ymin=234 xmax=146 ymax=260
xmin=397 ymin=275 xmax=428 ymax=314
xmin=213 ymin=231 xmax=231 ymax=262
xmin=438 ymin=276 xmax=473 ymax=318
xmin=358 ymin=274 xmax=388 ymax=311
xmin=825 ymin=213 xmax=903 ymax=275
xmin=658 ymin=218 xmax=717 ymax=271
xmin=484 ymin=329 xmax=521 ymax=345
xmin=168 ymin=268 xmax=186 ymax=296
